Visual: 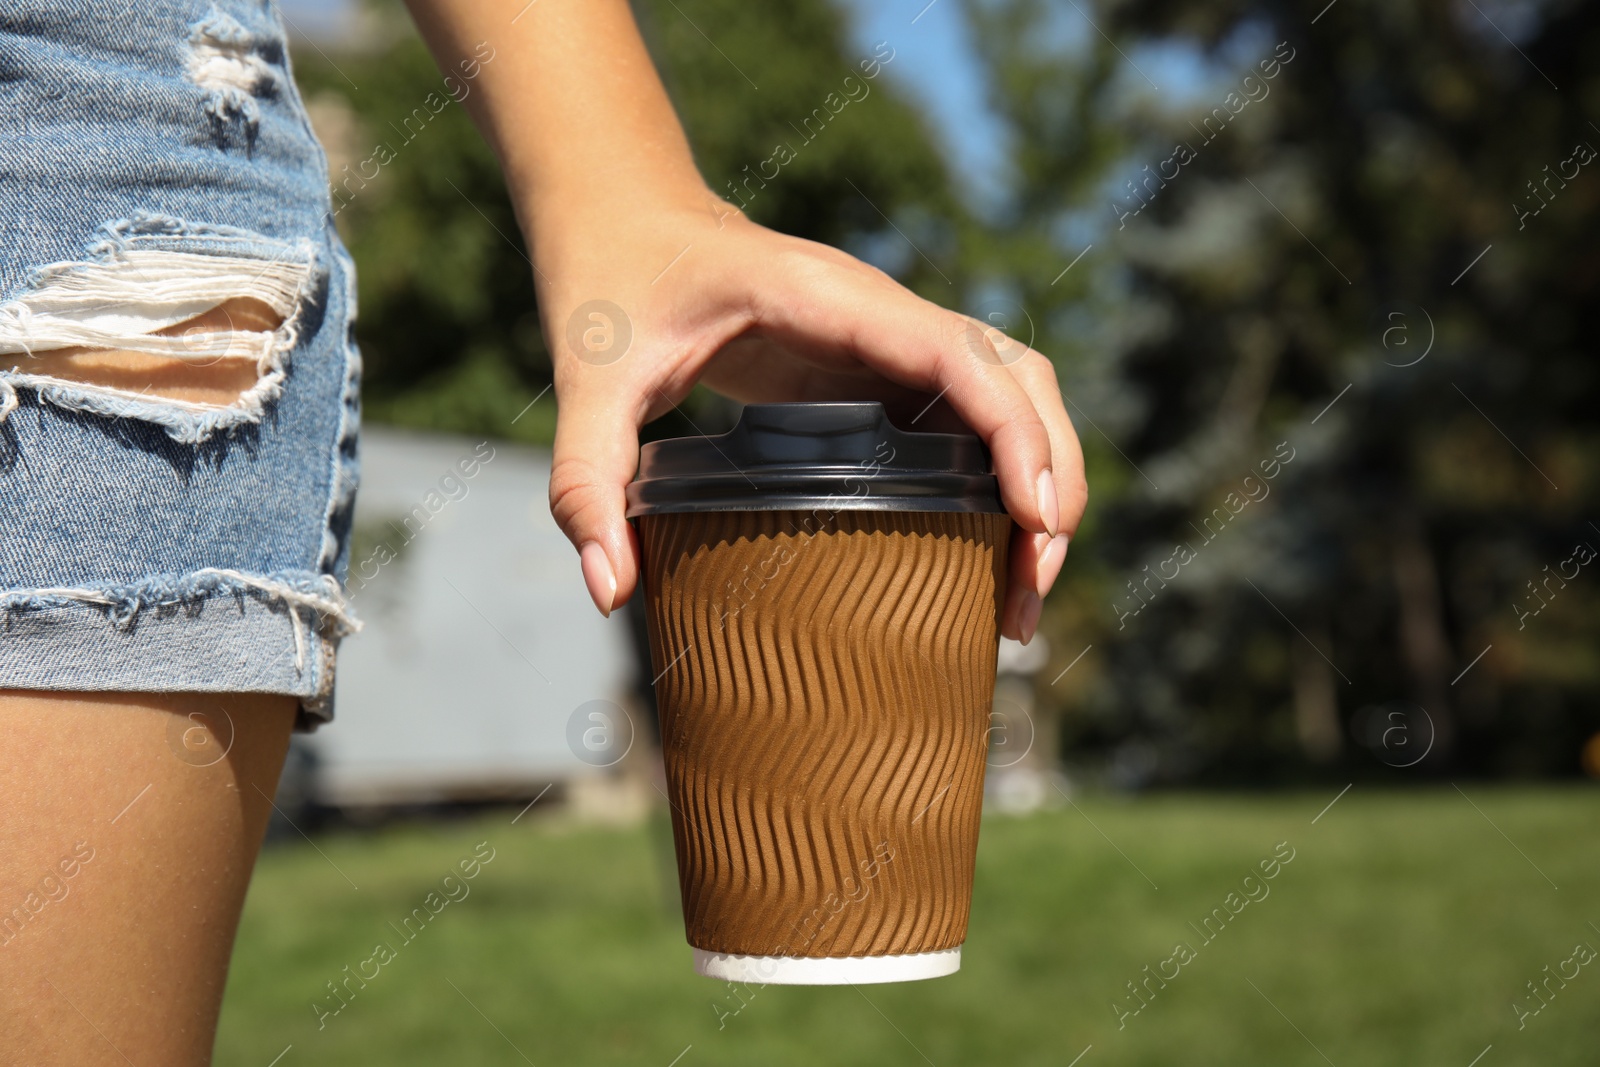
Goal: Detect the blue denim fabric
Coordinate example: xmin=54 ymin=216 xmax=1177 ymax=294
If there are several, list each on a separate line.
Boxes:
xmin=0 ymin=1 xmax=360 ymax=725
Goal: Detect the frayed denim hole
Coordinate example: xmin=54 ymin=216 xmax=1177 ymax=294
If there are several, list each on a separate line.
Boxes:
xmin=0 ymin=230 xmax=321 ymax=454
xmin=187 ymin=7 xmax=286 ymax=154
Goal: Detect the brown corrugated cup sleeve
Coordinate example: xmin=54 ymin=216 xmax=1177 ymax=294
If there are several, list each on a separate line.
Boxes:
xmin=639 ymin=509 xmax=1009 ymax=959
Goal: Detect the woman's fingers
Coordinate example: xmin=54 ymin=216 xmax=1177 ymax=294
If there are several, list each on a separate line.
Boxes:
xmin=1002 ymin=528 xmax=1072 ymax=642
xmin=1007 ymin=345 xmax=1088 ymax=541
xmin=1000 ymin=350 xmax=1085 ymax=641
xmin=749 ymin=256 xmax=1060 ymax=536
xmin=548 ymin=380 xmax=643 ymax=616
xmin=989 ymin=338 xmax=1086 ymax=643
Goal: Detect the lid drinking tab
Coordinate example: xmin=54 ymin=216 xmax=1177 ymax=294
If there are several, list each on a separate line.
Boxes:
xmin=625 ymin=402 xmax=1004 ymax=517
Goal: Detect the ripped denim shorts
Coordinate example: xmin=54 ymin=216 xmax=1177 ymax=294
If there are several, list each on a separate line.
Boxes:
xmin=0 ymin=1 xmax=360 ymax=726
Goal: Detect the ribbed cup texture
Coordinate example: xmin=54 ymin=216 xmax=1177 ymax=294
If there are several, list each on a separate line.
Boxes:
xmin=639 ymin=510 xmax=1009 ymax=958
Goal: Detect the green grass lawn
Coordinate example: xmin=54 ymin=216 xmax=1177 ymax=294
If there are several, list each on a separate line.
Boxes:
xmin=217 ymin=787 xmax=1599 ymax=1066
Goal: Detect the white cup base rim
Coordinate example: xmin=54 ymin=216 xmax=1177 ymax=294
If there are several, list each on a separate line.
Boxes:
xmin=692 ymin=946 xmax=962 ymax=985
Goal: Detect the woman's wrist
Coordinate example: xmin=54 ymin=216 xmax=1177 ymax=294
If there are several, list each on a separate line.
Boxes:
xmin=521 ymin=172 xmax=718 ymax=262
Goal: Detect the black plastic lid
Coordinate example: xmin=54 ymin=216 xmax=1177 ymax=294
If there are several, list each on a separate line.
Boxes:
xmin=626 ymin=402 xmax=1004 ymax=517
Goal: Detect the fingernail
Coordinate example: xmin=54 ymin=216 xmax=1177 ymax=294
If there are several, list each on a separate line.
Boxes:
xmin=579 ymin=541 xmax=617 ymax=618
xmin=1018 ymin=591 xmax=1043 ymax=645
xmin=1036 ymin=469 xmax=1059 ymax=537
xmin=1036 ymin=533 xmax=1071 ymax=596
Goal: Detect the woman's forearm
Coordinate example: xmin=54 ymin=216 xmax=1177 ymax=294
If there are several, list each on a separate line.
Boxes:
xmin=403 ymin=0 xmax=710 ymax=235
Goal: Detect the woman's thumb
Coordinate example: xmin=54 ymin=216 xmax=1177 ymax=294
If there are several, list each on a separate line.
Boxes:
xmin=548 ymin=392 xmax=641 ymax=617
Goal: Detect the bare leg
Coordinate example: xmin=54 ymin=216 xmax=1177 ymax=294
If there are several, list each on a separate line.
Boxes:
xmin=0 ymin=691 xmax=296 ymax=1066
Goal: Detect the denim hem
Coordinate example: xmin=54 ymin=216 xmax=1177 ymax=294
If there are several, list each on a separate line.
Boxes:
xmin=0 ymin=568 xmax=359 ymax=729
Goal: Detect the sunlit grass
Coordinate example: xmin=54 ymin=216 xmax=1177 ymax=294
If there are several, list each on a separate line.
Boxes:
xmin=217 ymin=787 xmax=1599 ymax=1066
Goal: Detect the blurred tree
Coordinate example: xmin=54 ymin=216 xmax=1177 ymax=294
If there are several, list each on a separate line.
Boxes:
xmin=290 ymin=0 xmax=962 ymax=446
xmin=965 ymin=0 xmax=1600 ymax=783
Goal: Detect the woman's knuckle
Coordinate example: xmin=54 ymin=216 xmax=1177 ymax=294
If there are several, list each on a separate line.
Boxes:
xmin=547 ymin=457 xmax=599 ymax=520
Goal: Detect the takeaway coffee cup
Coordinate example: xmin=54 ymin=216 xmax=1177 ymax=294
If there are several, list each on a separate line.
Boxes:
xmin=627 ymin=403 xmax=1012 ymax=985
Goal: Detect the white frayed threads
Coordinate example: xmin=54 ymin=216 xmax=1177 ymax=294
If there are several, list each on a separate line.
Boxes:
xmin=0 ymin=249 xmax=305 ymax=361
xmin=4 ymin=586 xmax=116 ymax=606
xmin=289 ymin=603 xmax=309 ymax=673
xmin=186 ymin=8 xmax=282 ymax=138
xmin=187 ymin=567 xmax=362 ymax=647
xmin=189 ymin=41 xmax=278 ymax=96
xmin=197 ymin=567 xmax=347 ymax=675
xmin=0 ymin=232 xmax=316 ymax=444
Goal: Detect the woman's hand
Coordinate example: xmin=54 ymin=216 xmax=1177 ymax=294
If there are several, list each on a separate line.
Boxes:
xmin=403 ymin=0 xmax=1085 ymax=642
xmin=534 ymin=188 xmax=1086 ymax=643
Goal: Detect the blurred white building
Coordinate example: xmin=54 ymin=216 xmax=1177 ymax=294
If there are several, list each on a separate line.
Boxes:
xmin=987 ymin=635 xmax=1070 ymax=815
xmin=295 ymin=428 xmax=638 ymax=811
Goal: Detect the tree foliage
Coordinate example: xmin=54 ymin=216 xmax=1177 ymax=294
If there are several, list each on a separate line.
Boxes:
xmin=964 ymin=0 xmax=1600 ymax=783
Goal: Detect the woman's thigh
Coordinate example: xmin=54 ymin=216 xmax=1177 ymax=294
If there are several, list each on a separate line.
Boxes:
xmin=0 ymin=690 xmax=295 ymax=1066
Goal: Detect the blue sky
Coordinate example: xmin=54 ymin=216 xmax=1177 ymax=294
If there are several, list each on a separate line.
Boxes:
xmin=834 ymin=1 xmax=1229 ymax=205
xmin=832 ymin=0 xmax=1010 ymax=203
